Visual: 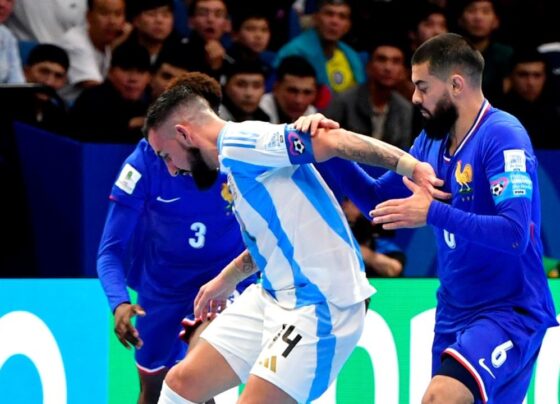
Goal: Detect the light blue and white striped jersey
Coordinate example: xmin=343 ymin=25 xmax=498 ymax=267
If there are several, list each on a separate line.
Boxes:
xmin=218 ymin=121 xmax=375 ymax=309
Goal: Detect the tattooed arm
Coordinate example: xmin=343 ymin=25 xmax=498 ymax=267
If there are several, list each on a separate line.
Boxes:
xmin=309 ymin=127 xmax=448 ymax=199
xmin=194 ymin=250 xmax=258 ymax=319
xmin=312 ymin=128 xmax=417 ymax=177
xmin=224 ymin=250 xmax=259 ymax=283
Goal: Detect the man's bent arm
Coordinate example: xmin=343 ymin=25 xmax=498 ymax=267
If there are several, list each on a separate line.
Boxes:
xmin=312 ymin=128 xmax=418 ymax=178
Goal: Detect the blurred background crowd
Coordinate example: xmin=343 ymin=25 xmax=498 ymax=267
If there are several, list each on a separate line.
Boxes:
xmin=1 ymin=0 xmax=559 ymax=279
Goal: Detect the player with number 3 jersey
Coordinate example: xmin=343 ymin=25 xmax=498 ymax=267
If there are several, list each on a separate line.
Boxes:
xmin=97 ymin=138 xmax=256 ymax=403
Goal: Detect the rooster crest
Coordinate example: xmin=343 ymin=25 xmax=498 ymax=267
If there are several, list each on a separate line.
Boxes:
xmin=455 ymin=160 xmax=473 ymax=194
xmin=221 ymin=183 xmax=233 ymax=203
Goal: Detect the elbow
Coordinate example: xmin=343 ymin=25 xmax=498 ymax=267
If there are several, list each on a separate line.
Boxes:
xmin=507 ymin=225 xmax=530 ymax=256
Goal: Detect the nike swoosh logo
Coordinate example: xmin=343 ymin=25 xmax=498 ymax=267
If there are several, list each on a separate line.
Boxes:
xmin=156 ymin=196 xmax=181 ymax=203
xmin=478 ymin=358 xmax=495 ymax=379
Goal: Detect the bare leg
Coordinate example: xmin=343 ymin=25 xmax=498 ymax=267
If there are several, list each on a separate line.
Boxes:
xmin=185 ymin=322 xmax=215 ymax=404
xmin=139 ymin=369 xmax=168 ymax=404
xmin=422 ymin=375 xmax=474 ymax=404
xmin=238 ymin=375 xmax=297 ymax=404
xmin=165 ymin=339 xmax=240 ymax=403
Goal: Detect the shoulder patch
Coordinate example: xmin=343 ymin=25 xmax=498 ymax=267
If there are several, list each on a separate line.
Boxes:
xmin=489 ymin=171 xmax=532 ymax=204
xmin=503 ymin=149 xmax=526 ymax=172
xmin=115 ymin=163 xmax=142 ymax=195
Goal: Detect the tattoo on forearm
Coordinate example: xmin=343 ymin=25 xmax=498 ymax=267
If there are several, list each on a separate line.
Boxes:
xmin=336 ymin=132 xmax=403 ymax=170
xmin=239 ymin=253 xmax=256 ymax=274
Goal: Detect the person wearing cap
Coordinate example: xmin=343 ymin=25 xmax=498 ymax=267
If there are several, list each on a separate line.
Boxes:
xmin=274 ymin=0 xmax=365 ymax=108
xmin=68 ymin=42 xmax=152 ymax=143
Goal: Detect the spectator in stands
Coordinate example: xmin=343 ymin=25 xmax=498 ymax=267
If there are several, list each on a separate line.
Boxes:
xmin=59 ymin=0 xmax=127 ymax=104
xmin=219 ymin=59 xmax=269 ymax=122
xmin=496 ymin=48 xmax=560 ymax=149
xmin=0 ymin=0 xmax=24 ymax=83
xmin=148 ymin=42 xmax=192 ymax=100
xmin=538 ymin=41 xmax=560 ymax=107
xmin=233 ymin=1 xmax=299 ymax=52
xmin=456 ymin=0 xmax=513 ymax=103
xmin=183 ymin=0 xmax=231 ymax=80
xmin=396 ymin=1 xmax=448 ymax=100
xmin=342 ymin=198 xmax=404 ymax=278
xmin=69 ymin=42 xmax=151 ymax=143
xmin=6 ymin=0 xmax=86 ymax=43
xmin=274 ymin=0 xmax=365 ymax=107
xmin=259 ymin=55 xmax=317 ymax=123
xmin=409 ymin=2 xmax=448 ymax=53
xmin=124 ymin=0 xmax=182 ymax=65
xmin=21 ymin=44 xmax=70 ymax=133
xmin=229 ymin=9 xmax=271 ymax=60
xmin=228 ymin=9 xmax=274 ymax=89
xmin=325 ymin=38 xmax=416 ymax=151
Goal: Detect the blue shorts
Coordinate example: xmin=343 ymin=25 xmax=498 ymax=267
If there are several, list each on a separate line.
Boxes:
xmin=134 ymin=276 xmax=258 ymax=373
xmin=135 ymin=293 xmax=192 ymax=373
xmin=432 ymin=315 xmax=546 ymax=403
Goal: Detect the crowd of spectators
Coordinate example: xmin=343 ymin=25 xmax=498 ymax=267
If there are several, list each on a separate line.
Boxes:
xmin=2 ymin=0 xmax=560 ymax=277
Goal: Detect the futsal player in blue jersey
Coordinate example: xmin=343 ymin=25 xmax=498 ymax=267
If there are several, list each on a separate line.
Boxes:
xmin=365 ymin=33 xmax=558 ymax=403
xmin=142 ymin=72 xmax=445 ymax=404
xmin=97 ymin=137 xmax=257 ymax=404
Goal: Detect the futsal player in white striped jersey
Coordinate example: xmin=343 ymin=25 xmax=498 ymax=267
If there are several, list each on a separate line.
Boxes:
xmin=144 ymin=72 xmax=446 ymax=404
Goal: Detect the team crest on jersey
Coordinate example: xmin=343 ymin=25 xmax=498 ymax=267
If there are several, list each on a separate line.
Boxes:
xmin=287 ymin=131 xmax=306 ymax=155
xmin=221 ymin=182 xmax=234 ymax=213
xmin=454 ymin=160 xmax=473 ymax=195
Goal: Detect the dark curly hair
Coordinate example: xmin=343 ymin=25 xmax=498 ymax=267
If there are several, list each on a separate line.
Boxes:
xmin=144 ymin=72 xmax=222 ymax=136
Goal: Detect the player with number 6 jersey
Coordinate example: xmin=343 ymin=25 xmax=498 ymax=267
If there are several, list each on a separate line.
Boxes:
xmin=369 ymin=33 xmax=558 ymax=403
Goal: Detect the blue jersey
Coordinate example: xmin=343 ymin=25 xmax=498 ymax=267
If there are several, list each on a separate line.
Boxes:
xmin=366 ymin=101 xmax=557 ymax=333
xmin=97 ymin=139 xmax=246 ymax=311
xmin=218 ymin=121 xmax=375 ymax=309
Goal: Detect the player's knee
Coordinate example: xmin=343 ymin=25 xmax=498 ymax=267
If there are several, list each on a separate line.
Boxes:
xmin=164 ymin=366 xmax=203 ymax=403
xmin=421 ymin=377 xmax=473 ymax=404
xmin=158 ymin=380 xmax=197 ymax=404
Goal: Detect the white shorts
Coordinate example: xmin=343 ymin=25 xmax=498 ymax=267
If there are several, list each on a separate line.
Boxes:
xmin=200 ymin=284 xmax=366 ymax=403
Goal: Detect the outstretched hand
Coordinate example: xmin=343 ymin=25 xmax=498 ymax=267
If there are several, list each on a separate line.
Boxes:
xmin=114 ymin=303 xmax=145 ymax=349
xmin=412 ymin=161 xmax=451 ymax=200
xmin=370 ymin=176 xmax=434 ymax=230
xmin=293 ymin=113 xmax=340 ymax=136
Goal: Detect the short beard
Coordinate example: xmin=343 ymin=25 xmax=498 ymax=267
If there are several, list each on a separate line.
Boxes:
xmin=188 ymin=148 xmax=219 ymax=190
xmin=421 ymin=95 xmax=458 ymax=140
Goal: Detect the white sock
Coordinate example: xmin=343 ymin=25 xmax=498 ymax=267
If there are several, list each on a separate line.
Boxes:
xmin=158 ymin=381 xmax=197 ymax=404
